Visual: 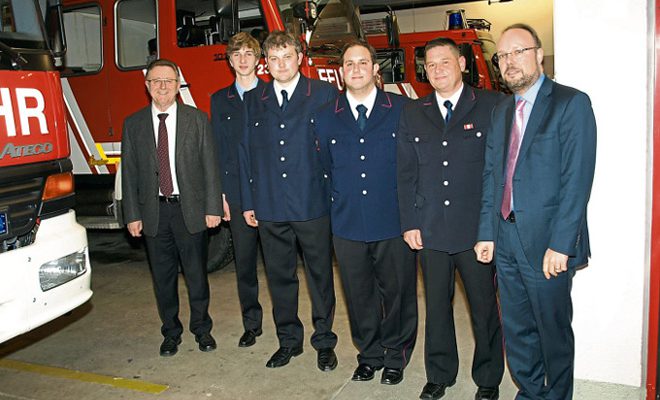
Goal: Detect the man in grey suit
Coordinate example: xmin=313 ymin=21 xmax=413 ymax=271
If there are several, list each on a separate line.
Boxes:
xmin=475 ymin=24 xmax=596 ymax=399
xmin=122 ymin=59 xmax=224 ymax=357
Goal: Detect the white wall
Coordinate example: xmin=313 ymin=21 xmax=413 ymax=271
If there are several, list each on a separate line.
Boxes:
xmin=555 ymin=0 xmax=648 ymax=387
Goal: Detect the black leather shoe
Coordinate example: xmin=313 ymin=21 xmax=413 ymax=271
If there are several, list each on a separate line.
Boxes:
xmin=265 ymin=346 xmax=303 ymax=368
xmin=159 ymin=336 xmax=181 ymax=357
xmin=351 ymin=364 xmax=383 ymax=381
xmin=419 ymin=381 xmax=455 ymax=399
xmin=195 ymin=333 xmax=217 ymax=352
xmin=317 ymin=348 xmax=337 ymax=371
xmin=475 ymin=387 xmax=499 ymax=400
xmin=238 ymin=329 xmax=262 ymax=347
xmin=380 ymin=367 xmax=404 ymax=385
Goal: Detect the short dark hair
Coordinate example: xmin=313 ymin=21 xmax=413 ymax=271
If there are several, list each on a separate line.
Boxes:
xmin=424 ymin=37 xmax=460 ymax=61
xmin=339 ymin=40 xmax=377 ymax=65
xmin=146 ymin=58 xmax=179 ymax=79
xmin=502 ymin=23 xmax=542 ymax=48
xmin=263 ymin=30 xmax=302 ymax=55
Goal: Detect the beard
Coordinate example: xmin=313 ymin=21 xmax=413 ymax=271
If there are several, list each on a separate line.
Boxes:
xmin=503 ymin=67 xmax=540 ymax=93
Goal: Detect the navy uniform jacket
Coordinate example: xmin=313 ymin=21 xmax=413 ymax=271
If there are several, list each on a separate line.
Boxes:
xmin=315 ymin=90 xmax=409 ymax=242
xmin=478 ymin=77 xmax=596 ymax=269
xmin=398 ymin=85 xmax=503 ymax=254
xmin=210 ymin=79 xmax=266 ymax=207
xmin=239 ymin=75 xmax=338 ymax=222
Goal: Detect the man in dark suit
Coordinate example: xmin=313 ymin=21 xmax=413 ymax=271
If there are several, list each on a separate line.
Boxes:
xmin=475 ymin=24 xmax=597 ymax=400
xmin=239 ymin=31 xmax=338 ymax=371
xmin=122 ymin=59 xmax=223 ymax=357
xmin=315 ymin=41 xmax=417 ymax=386
xmin=398 ymin=38 xmax=504 ymax=400
xmin=211 ymin=32 xmax=265 ymax=348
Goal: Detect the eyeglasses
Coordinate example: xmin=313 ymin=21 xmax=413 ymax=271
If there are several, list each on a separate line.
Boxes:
xmin=492 ymin=47 xmax=537 ymax=66
xmin=147 ymin=78 xmax=178 ymax=87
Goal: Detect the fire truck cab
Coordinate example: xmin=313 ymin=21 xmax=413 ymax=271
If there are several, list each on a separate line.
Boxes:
xmin=0 ymin=0 xmax=92 ymax=344
xmin=365 ymin=10 xmax=502 ymax=99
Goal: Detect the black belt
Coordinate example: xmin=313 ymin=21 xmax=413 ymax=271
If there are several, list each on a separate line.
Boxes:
xmin=503 ymin=211 xmax=516 ymax=223
xmin=159 ymin=195 xmax=180 ymax=203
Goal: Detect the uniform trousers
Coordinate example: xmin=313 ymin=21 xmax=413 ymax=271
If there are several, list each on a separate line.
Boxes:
xmin=419 ymin=248 xmax=503 ymax=387
xmin=333 ymin=236 xmax=417 ymax=369
xmin=144 ymin=201 xmax=212 ymax=338
xmin=496 ymin=218 xmax=575 ymax=400
xmin=258 ymin=215 xmax=337 ymax=349
xmin=228 ymin=203 xmax=262 ymax=333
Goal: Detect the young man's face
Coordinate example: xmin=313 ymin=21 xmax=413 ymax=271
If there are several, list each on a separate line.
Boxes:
xmin=340 ymin=45 xmax=379 ymax=94
xmin=266 ymin=45 xmax=302 ymax=85
xmin=229 ymin=46 xmax=259 ymax=78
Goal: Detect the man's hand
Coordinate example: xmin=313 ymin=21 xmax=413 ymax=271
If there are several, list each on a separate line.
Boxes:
xmin=127 ymin=220 xmax=143 ymax=237
xmin=542 ymin=248 xmax=569 ymax=279
xmin=243 ymin=210 xmax=258 ymax=227
xmin=206 ymin=215 xmax=221 ymax=228
xmin=474 ymin=241 xmax=494 ymax=264
xmin=222 ymin=194 xmax=231 ymax=222
xmin=403 ymin=229 xmax=423 ymax=250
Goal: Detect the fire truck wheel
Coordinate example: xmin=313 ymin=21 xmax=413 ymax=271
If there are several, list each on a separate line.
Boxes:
xmin=207 ymin=224 xmax=234 ymax=273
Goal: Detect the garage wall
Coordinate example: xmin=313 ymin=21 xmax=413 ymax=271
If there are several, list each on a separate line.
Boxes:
xmin=555 ymin=0 xmax=649 ymax=388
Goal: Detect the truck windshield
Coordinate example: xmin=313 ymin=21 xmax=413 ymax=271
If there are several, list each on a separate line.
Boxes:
xmin=278 ymin=0 xmax=362 ymax=55
xmin=0 ymin=0 xmax=47 ymax=50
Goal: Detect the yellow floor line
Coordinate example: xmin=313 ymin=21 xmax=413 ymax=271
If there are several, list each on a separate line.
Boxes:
xmin=0 ymin=359 xmax=168 ymax=394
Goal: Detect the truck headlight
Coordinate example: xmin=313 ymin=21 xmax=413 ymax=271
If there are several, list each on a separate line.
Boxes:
xmin=39 ymin=249 xmax=88 ymax=291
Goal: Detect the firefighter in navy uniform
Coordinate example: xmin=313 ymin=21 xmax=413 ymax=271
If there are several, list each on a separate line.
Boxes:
xmin=210 ymin=32 xmax=266 ymax=348
xmin=314 ymin=40 xmax=417 ymax=386
xmin=238 ymin=31 xmax=339 ymax=371
xmin=397 ymin=38 xmax=504 ymax=400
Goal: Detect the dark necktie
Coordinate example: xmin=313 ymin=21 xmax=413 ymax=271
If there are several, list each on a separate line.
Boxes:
xmin=356 ymin=104 xmax=368 ymax=131
xmin=157 ymin=113 xmax=174 ymax=197
xmin=281 ymin=90 xmax=289 ymax=111
xmin=443 ymin=100 xmax=453 ymax=123
xmin=501 ymin=99 xmax=526 ymax=219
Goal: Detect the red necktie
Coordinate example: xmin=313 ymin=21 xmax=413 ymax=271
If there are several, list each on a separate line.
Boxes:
xmin=501 ymin=99 xmax=526 ymax=220
xmin=157 ymin=113 xmax=174 ymax=197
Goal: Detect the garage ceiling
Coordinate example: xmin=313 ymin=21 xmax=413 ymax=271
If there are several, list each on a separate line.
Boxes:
xmin=355 ymin=0 xmax=512 ymax=13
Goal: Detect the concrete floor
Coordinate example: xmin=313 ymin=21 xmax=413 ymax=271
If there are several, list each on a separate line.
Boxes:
xmin=0 ymin=231 xmax=642 ymax=400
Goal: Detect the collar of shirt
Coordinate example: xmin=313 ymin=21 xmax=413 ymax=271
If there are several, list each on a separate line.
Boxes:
xmin=434 ymin=82 xmax=464 ymax=120
xmin=273 ymin=72 xmax=301 ymax=106
xmin=345 ymin=86 xmax=378 ymax=120
xmin=235 ymin=78 xmax=259 ymax=100
xmin=151 ymin=101 xmax=177 ymax=121
xmin=514 ymin=74 xmax=545 ymax=133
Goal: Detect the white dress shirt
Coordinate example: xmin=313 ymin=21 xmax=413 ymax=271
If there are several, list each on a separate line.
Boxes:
xmin=435 ymin=82 xmax=464 ymax=121
xmin=346 ymin=86 xmax=378 ymax=120
xmin=273 ymin=72 xmax=301 ymax=107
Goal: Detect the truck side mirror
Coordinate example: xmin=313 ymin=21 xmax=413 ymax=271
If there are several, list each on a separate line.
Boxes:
xmin=385 ymin=12 xmax=400 ymax=48
xmin=45 ymin=0 xmax=67 ymax=63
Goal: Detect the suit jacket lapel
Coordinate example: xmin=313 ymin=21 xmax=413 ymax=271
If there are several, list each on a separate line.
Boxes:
xmin=421 ymin=92 xmax=445 ymax=132
xmin=363 ymin=90 xmax=393 ymax=133
xmin=516 ymin=78 xmax=553 ymax=165
xmin=285 ymin=75 xmax=311 ymax=113
xmin=226 ymin=83 xmax=244 ymax=112
xmin=175 ymin=103 xmax=189 ymax=169
xmin=334 ymin=94 xmax=361 ymax=134
xmin=141 ymin=107 xmax=158 ymax=167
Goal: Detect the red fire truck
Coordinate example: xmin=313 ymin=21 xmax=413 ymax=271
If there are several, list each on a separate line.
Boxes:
xmin=0 ymin=0 xmax=92 ymax=343
xmin=365 ymin=10 xmax=502 ymax=99
xmin=59 ymin=0 xmax=362 ymax=271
